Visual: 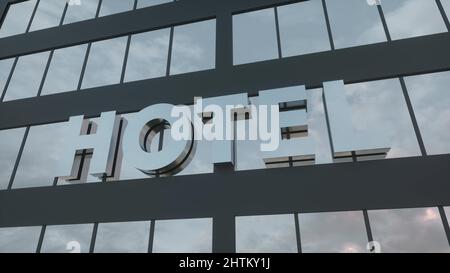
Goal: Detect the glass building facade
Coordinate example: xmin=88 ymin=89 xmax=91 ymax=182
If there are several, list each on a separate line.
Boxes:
xmin=0 ymin=0 xmax=450 ymax=253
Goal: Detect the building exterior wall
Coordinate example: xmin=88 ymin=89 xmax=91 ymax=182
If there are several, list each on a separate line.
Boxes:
xmin=0 ymin=0 xmax=450 ymax=253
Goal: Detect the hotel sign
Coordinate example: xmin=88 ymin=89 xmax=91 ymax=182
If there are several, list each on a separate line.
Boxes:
xmin=56 ymin=80 xmax=390 ymax=180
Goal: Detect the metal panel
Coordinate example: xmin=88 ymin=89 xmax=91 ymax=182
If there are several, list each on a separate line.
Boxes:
xmin=0 ymin=33 xmax=449 ymax=130
xmin=1 ymin=155 xmax=450 ymax=228
xmin=1 ymin=0 xmax=450 ymax=253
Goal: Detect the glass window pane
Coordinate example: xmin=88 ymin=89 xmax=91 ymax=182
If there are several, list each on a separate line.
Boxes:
xmin=94 ymin=221 xmax=150 ymax=253
xmin=381 ymin=0 xmax=447 ymax=40
xmin=124 ymin=28 xmax=170 ymax=82
xmin=298 ymin=211 xmax=368 ymax=253
xmin=278 ymin=0 xmax=330 ymax=57
xmin=0 ymin=58 xmax=14 ymax=97
xmin=369 ymin=207 xmax=450 ymax=253
xmin=41 ymin=224 xmax=93 ymax=253
xmin=0 ymin=0 xmax=37 ymax=38
xmin=42 ymin=44 xmax=87 ymax=95
xmin=0 ymin=128 xmax=26 ymax=190
xmin=442 ymin=0 xmax=450 ymax=18
xmin=63 ymin=0 xmax=99 ymax=25
xmin=445 ymin=207 xmax=450 ymax=221
xmin=29 ymin=0 xmax=66 ymax=32
xmin=99 ymin=0 xmax=134 ymax=17
xmin=0 ymin=226 xmax=41 ymax=253
xmin=153 ymin=218 xmax=212 ymax=253
xmin=405 ymin=71 xmax=450 ymax=155
xmin=170 ymin=19 xmax=216 ymax=75
xmin=81 ymin=37 xmax=127 ymax=89
xmin=236 ymin=214 xmax=298 ymax=253
xmin=137 ymin=0 xmax=172 ymax=9
xmin=325 ymin=0 xmax=386 ymax=49
xmin=12 ymin=121 xmax=70 ymax=189
xmin=344 ymin=79 xmax=421 ymax=160
xmin=233 ymin=8 xmax=278 ymax=65
xmin=3 ymin=52 xmax=50 ymax=102
xmin=236 ymin=89 xmax=333 ymax=172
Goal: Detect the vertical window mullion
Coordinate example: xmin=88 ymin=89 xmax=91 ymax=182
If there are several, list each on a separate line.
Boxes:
xmin=274 ymin=6 xmax=282 ymax=59
xmin=25 ymin=0 xmax=40 ymax=33
xmin=147 ymin=219 xmax=155 ymax=253
xmin=120 ymin=0 xmax=138 ymax=83
xmin=0 ymin=57 xmax=18 ymax=102
xmin=438 ymin=206 xmax=450 ymax=248
xmin=7 ymin=126 xmax=30 ymax=190
xmin=321 ymin=0 xmax=335 ymax=50
xmin=376 ymin=2 xmax=392 ymax=42
xmin=363 ymin=209 xmax=374 ymax=247
xmin=399 ymin=77 xmax=427 ymax=156
xmin=37 ymin=50 xmax=54 ymax=97
xmin=77 ymin=0 xmax=103 ymax=91
xmin=120 ymin=35 xmax=132 ymax=83
xmin=36 ymin=225 xmax=46 ymax=253
xmin=294 ymin=213 xmax=302 ymax=253
xmin=89 ymin=222 xmax=99 ymax=253
xmin=0 ymin=1 xmax=9 ymax=27
xmin=436 ymin=0 xmax=450 ymax=30
xmin=166 ymin=26 xmax=174 ymax=76
xmin=77 ymin=43 xmax=92 ymax=91
xmin=59 ymin=1 xmax=69 ymax=26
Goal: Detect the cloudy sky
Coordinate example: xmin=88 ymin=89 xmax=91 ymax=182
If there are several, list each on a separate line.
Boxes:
xmin=1 ymin=0 xmax=450 ymax=253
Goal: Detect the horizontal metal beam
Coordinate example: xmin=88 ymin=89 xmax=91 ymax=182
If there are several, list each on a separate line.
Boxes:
xmin=1 ymin=154 xmax=450 ymax=228
xmin=0 ymin=0 xmax=301 ymax=60
xmin=0 ymin=33 xmax=449 ymax=130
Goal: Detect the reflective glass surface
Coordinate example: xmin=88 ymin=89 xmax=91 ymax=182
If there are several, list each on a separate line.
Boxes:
xmin=325 ymin=0 xmax=387 ymax=49
xmin=369 ymin=207 xmax=450 ymax=253
xmin=153 ymin=218 xmax=213 ymax=253
xmin=0 ymin=128 xmax=26 ymax=190
xmin=277 ymin=0 xmax=330 ymax=57
xmin=29 ymin=0 xmax=66 ymax=32
xmin=12 ymin=121 xmax=70 ymax=189
xmin=137 ymin=0 xmax=173 ymax=9
xmin=236 ymin=89 xmax=333 ymax=171
xmin=233 ymin=8 xmax=278 ymax=65
xmin=405 ymin=71 xmax=450 ymax=155
xmin=442 ymin=0 xmax=450 ymax=18
xmin=0 ymin=0 xmax=37 ymax=38
xmin=170 ymin=19 xmax=216 ymax=75
xmin=0 ymin=226 xmax=41 ymax=253
xmin=381 ymin=0 xmax=447 ymax=40
xmin=343 ymin=79 xmax=421 ymax=160
xmin=3 ymin=52 xmax=50 ymax=102
xmin=94 ymin=221 xmax=150 ymax=253
xmin=63 ymin=0 xmax=100 ymax=24
xmin=236 ymin=214 xmax=298 ymax=253
xmin=298 ymin=211 xmax=368 ymax=253
xmin=41 ymin=224 xmax=94 ymax=253
xmin=0 ymin=58 xmax=13 ymax=96
xmin=42 ymin=44 xmax=88 ymax=95
xmin=125 ymin=28 xmax=171 ymax=82
xmin=99 ymin=0 xmax=134 ymax=17
xmin=81 ymin=37 xmax=128 ymax=89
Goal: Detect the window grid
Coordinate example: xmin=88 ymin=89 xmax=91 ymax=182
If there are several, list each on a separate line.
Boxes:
xmin=1 ymin=0 xmax=450 ymax=254
xmin=4 ymin=206 xmax=448 ymax=253
xmin=2 ymin=72 xmax=450 ymax=185
xmin=1 ymin=0 xmax=449 ymax=102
